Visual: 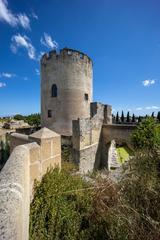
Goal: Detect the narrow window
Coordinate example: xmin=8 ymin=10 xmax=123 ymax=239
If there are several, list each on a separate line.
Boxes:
xmin=48 ymin=110 xmax=52 ymax=118
xmin=84 ymin=93 xmax=88 ymax=101
xmin=51 ymin=84 xmax=57 ymax=97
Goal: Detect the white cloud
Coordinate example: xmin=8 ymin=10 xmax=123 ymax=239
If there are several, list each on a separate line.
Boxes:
xmin=0 ymin=72 xmax=16 ymax=78
xmin=17 ymin=14 xmax=30 ymax=30
xmin=145 ymin=106 xmax=159 ymax=110
xmin=11 ymin=34 xmax=36 ymax=60
xmin=0 ymin=0 xmax=30 ymax=29
xmin=37 ymin=51 xmax=45 ymax=61
xmin=31 ymin=11 xmax=38 ymax=20
xmin=35 ymin=68 xmax=40 ymax=75
xmin=0 ymin=82 xmax=6 ymax=88
xmin=40 ymin=33 xmax=58 ymax=49
xmin=136 ymin=107 xmax=143 ymax=111
xmin=142 ymin=79 xmax=155 ymax=87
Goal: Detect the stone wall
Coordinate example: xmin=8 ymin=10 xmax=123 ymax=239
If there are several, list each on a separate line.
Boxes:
xmin=102 ymin=124 xmax=136 ymax=147
xmin=0 ymin=144 xmax=31 ymax=240
xmin=10 ymin=127 xmax=61 ymax=191
xmin=72 ymin=103 xmax=136 ymax=173
xmin=108 ymin=140 xmax=120 ymax=170
xmin=10 ymin=133 xmax=30 ymax=152
xmin=72 ymin=102 xmax=112 ymax=173
xmin=0 ymin=127 xmax=61 ymax=239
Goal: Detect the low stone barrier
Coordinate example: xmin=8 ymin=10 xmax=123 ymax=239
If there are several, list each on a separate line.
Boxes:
xmin=0 ymin=127 xmax=61 ymax=239
xmin=0 ymin=144 xmax=31 ymax=240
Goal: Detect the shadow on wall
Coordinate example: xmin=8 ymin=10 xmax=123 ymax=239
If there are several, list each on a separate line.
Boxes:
xmin=0 ymin=137 xmax=10 ymax=170
xmin=94 ymin=130 xmax=104 ymax=170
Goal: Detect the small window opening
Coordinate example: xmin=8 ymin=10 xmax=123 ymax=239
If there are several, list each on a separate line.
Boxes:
xmin=51 ymin=84 xmax=57 ymax=97
xmin=84 ymin=93 xmax=89 ymax=101
xmin=48 ymin=110 xmax=52 ymax=118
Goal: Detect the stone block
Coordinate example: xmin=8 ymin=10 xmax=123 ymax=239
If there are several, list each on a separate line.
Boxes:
xmin=51 ymin=136 xmax=61 ymax=156
xmin=30 ymin=162 xmax=41 ymax=183
xmin=29 ymin=145 xmax=40 ymax=163
xmin=42 ymin=158 xmax=55 ymax=175
xmin=41 ymin=140 xmax=51 ymax=160
xmin=80 ymin=134 xmax=91 ymax=149
xmin=91 ymin=129 xmax=101 ymax=144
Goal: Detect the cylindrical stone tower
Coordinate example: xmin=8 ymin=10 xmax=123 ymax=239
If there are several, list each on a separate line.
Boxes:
xmin=41 ymin=48 xmax=93 ymax=136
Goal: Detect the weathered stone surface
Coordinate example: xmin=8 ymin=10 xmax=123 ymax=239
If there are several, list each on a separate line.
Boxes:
xmin=0 ymin=145 xmax=30 ymax=240
xmin=10 ymin=133 xmax=30 ymax=153
xmin=0 ymin=127 xmax=62 ymax=239
xmin=108 ymin=140 xmax=120 ymax=170
xmin=41 ymin=48 xmax=93 ymax=136
xmin=51 ymin=136 xmax=61 ymax=156
xmin=42 ymin=156 xmax=60 ymax=174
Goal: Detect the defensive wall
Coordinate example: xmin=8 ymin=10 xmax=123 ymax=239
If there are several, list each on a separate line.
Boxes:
xmin=72 ymin=102 xmax=112 ymax=173
xmin=72 ymin=102 xmax=136 ymax=173
xmin=0 ymin=127 xmax=61 ymax=239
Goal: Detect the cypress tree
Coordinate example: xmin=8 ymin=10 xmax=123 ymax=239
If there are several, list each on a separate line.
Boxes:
xmin=138 ymin=116 xmax=142 ymax=123
xmin=157 ymin=111 xmax=160 ymax=122
xmin=151 ymin=112 xmax=154 ymax=118
xmin=127 ymin=111 xmax=130 ymax=123
xmin=132 ymin=113 xmax=135 ymax=123
xmin=116 ymin=112 xmax=119 ymax=123
xmin=121 ymin=111 xmax=124 ymax=123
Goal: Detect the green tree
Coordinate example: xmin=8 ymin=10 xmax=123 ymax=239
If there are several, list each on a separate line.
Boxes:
xmin=116 ymin=112 xmax=119 ymax=123
xmin=138 ymin=116 xmax=142 ymax=123
xmin=157 ymin=111 xmax=160 ymax=122
xmin=25 ymin=113 xmax=41 ymax=127
xmin=14 ymin=114 xmax=24 ymax=121
xmin=132 ymin=113 xmax=135 ymax=123
xmin=151 ymin=112 xmax=155 ymax=118
xmin=126 ymin=111 xmax=130 ymax=123
xmin=132 ymin=117 xmax=160 ymax=151
xmin=121 ymin=111 xmax=124 ymax=123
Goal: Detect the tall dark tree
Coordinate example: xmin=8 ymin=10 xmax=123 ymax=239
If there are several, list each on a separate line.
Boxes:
xmin=132 ymin=114 xmax=135 ymax=123
xmin=151 ymin=112 xmax=155 ymax=118
xmin=116 ymin=112 xmax=119 ymax=123
xmin=121 ymin=111 xmax=124 ymax=123
xmin=126 ymin=111 xmax=130 ymax=123
xmin=157 ymin=111 xmax=160 ymax=122
xmin=138 ymin=116 xmax=142 ymax=123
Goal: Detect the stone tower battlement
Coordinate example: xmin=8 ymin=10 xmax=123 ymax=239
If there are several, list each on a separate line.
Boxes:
xmin=41 ymin=48 xmax=92 ymax=66
xmin=41 ymin=48 xmax=93 ymax=136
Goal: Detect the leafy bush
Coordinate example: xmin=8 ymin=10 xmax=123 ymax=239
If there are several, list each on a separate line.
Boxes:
xmin=14 ymin=113 xmax=41 ymax=127
xmin=30 ymin=166 xmax=93 ymax=240
xmin=132 ymin=117 xmax=160 ymax=151
xmin=30 ymin=118 xmax=160 ymax=240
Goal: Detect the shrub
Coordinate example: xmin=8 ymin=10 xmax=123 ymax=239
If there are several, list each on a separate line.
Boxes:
xmin=132 ymin=117 xmax=160 ymax=151
xmin=29 ymin=167 xmax=93 ymax=240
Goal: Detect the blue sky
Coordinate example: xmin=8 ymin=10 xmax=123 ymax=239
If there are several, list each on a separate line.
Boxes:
xmin=0 ymin=0 xmax=160 ymax=116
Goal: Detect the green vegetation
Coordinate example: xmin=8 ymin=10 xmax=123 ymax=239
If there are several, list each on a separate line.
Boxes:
xmin=30 ymin=118 xmax=160 ymax=240
xmin=30 ymin=165 xmax=93 ymax=240
xmin=132 ymin=117 xmax=160 ymax=151
xmin=117 ymin=146 xmax=132 ymax=163
xmin=14 ymin=113 xmax=41 ymax=127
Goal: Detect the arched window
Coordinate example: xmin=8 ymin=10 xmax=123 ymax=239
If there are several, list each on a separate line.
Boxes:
xmin=51 ymin=84 xmax=57 ymax=97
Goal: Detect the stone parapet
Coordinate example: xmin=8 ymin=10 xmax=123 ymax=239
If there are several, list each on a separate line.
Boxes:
xmin=0 ymin=128 xmax=61 ymax=239
xmin=0 ymin=145 xmax=31 ymax=240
